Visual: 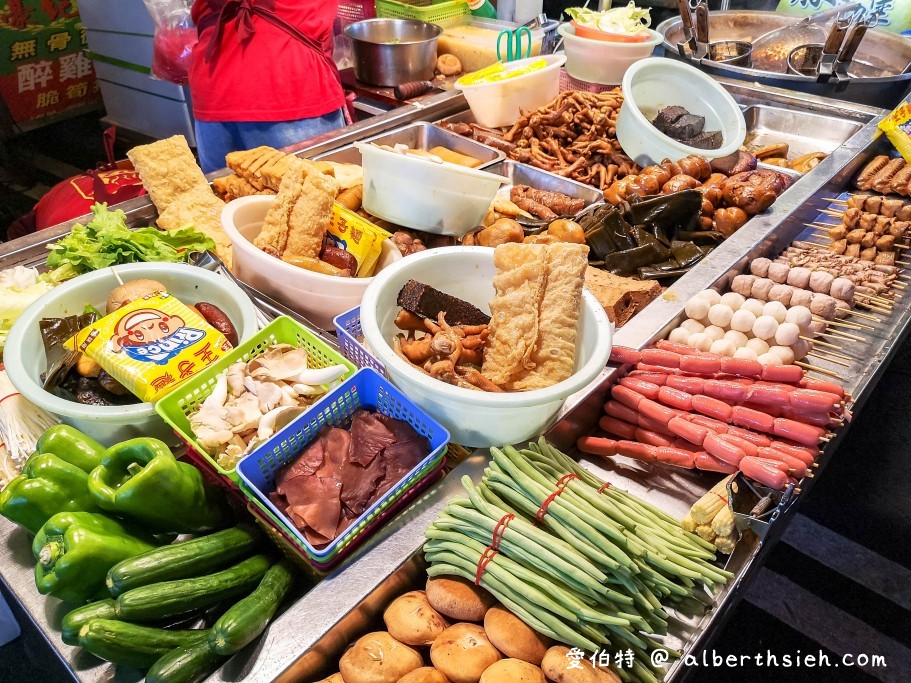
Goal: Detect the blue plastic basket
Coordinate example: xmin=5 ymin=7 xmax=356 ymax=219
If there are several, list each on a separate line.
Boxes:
xmin=333 ymin=306 xmax=385 ymax=374
xmin=236 ymin=368 xmax=449 ymax=561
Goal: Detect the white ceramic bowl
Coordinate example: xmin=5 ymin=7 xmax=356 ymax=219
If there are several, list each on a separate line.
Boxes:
xmin=616 ymin=57 xmax=747 ymax=165
xmin=221 ymin=195 xmax=403 ymax=330
xmin=455 ymin=53 xmax=567 ymax=129
xmin=4 ymin=262 xmax=259 ymax=445
xmin=355 ymin=142 xmax=508 ymax=237
xmin=558 ymin=24 xmax=662 ymax=85
xmin=360 ymin=247 xmax=613 ymax=447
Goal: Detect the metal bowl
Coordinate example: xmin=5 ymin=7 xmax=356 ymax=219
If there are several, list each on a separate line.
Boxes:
xmin=709 ymin=40 xmax=752 ymax=66
xmin=344 ymin=18 xmax=443 ymax=87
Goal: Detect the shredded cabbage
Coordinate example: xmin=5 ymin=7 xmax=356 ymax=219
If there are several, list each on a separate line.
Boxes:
xmin=566 ymin=2 xmax=651 ymax=35
xmin=0 ymin=267 xmax=55 ymax=353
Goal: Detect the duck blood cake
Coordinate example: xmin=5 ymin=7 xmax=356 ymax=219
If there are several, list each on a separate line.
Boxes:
xmin=652 ymin=106 xmax=723 ymax=150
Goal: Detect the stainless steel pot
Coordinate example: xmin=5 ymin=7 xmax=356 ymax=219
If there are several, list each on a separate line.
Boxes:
xmin=344 ymin=18 xmax=443 ymax=87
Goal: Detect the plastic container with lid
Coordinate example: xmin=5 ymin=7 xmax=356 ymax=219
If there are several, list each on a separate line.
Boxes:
xmin=455 ymin=53 xmax=566 ymax=128
xmin=558 ymin=23 xmax=662 ymax=85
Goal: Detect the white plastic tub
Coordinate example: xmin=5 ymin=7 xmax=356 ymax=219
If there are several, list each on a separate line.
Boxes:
xmin=221 ymin=195 xmax=402 ymax=330
xmin=616 ymin=57 xmax=747 ymax=165
xmin=4 ymin=263 xmax=259 ymax=445
xmin=355 ymin=142 xmax=508 ymax=236
xmin=558 ymin=24 xmax=662 ymax=85
xmin=455 ymin=53 xmax=566 ymax=128
xmin=360 ymin=247 xmax=613 ymax=447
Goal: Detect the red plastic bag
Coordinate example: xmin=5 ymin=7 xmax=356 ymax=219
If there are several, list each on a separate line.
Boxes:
xmin=144 ymin=0 xmax=197 ymax=85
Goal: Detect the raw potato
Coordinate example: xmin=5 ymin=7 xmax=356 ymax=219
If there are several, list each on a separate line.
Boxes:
xmin=384 ymin=591 xmax=449 ymax=647
xmin=398 ymin=668 xmax=451 ymax=683
xmin=106 ymin=279 xmax=167 ymax=313
xmin=426 ymin=576 xmax=495 ymax=622
xmin=430 ymin=623 xmax=502 ymax=683
xmin=479 ymin=659 xmax=545 ymax=683
xmin=436 ymin=53 xmax=463 ymax=76
xmin=483 ymin=606 xmax=551 ymax=665
xmin=315 ymin=675 xmax=344 ymax=683
xmin=339 ymin=632 xmax=423 ymax=683
xmin=541 ymin=646 xmax=620 ymax=683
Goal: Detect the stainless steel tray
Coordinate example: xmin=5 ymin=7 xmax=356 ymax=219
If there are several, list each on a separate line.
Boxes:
xmin=743 ymin=104 xmax=865 ymax=161
xmin=484 ymin=158 xmax=604 ymax=212
xmin=312 ymin=120 xmax=505 ymax=168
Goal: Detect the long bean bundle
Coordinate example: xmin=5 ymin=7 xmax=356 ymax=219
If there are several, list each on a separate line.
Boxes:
xmin=424 ymin=438 xmax=733 ymax=683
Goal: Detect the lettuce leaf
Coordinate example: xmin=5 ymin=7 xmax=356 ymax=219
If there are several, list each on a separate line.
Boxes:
xmin=0 ymin=267 xmax=55 ymax=352
xmin=566 ymin=2 xmax=651 ymax=35
xmin=44 ymin=203 xmax=215 ymax=283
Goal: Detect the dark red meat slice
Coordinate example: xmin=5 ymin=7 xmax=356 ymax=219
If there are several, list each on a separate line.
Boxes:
xmin=275 ymin=438 xmax=324 ymax=489
xmin=349 ymin=410 xmax=397 ymax=465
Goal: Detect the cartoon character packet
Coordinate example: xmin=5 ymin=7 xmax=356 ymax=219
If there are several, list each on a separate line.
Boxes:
xmin=70 ymin=292 xmax=232 ymax=403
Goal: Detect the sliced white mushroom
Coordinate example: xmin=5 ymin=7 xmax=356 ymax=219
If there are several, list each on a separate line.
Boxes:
xmin=289 ymin=364 xmax=348 ymax=386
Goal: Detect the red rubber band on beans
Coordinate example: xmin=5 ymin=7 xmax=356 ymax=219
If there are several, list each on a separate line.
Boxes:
xmin=598 ymin=481 xmax=612 ymax=493
xmin=475 ymin=546 xmax=498 ymax=586
xmin=490 ymin=513 xmax=514 ymax=552
xmin=535 ymin=474 xmax=579 ymax=524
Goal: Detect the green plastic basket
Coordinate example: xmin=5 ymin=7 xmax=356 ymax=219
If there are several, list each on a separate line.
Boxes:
xmin=155 ymin=316 xmax=357 ymax=484
xmin=375 ymin=0 xmax=469 ymax=24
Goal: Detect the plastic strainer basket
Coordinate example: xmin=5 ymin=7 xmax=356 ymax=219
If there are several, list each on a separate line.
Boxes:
xmin=333 ymin=306 xmax=385 ymax=374
xmin=375 ymin=0 xmax=469 ymax=24
xmin=236 ymin=368 xmax=449 ymax=562
xmin=155 ymin=316 xmax=357 ymax=485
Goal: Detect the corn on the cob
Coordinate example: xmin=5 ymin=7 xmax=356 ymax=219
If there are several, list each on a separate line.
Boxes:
xmin=681 ymin=511 xmax=697 ymax=533
xmin=712 ymin=505 xmax=735 ymax=538
xmin=696 ymin=524 xmax=716 ymax=542
xmin=714 ymin=532 xmax=737 ymax=554
xmin=691 ymin=475 xmax=734 ymax=524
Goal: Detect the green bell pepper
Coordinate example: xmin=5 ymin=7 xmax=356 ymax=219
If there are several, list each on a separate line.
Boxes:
xmin=36 ymin=425 xmax=105 ymax=473
xmin=33 ymin=511 xmax=158 ymax=603
xmin=88 ymin=439 xmax=228 ymax=533
xmin=0 ymin=453 xmax=100 ymax=534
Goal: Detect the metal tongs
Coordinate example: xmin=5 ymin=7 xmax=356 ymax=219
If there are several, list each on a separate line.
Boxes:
xmin=677 ymin=0 xmax=697 ymax=56
xmin=833 ymin=13 xmax=876 ymax=83
xmin=817 ymin=16 xmax=851 ymax=80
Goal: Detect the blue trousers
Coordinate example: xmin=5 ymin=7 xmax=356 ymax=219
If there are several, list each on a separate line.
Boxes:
xmin=195 ymin=108 xmax=347 ymax=173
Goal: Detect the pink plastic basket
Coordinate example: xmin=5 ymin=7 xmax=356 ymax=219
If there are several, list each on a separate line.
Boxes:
xmin=559 ymin=69 xmax=619 ymax=94
xmin=335 ymin=0 xmax=376 ymax=33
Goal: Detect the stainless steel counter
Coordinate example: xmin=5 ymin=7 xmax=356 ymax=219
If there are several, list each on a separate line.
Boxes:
xmin=0 ymin=79 xmax=901 ymax=683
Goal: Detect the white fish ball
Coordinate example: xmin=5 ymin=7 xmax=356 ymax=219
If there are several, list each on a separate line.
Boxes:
xmin=785 ymin=305 xmax=813 ymax=333
xmin=769 ymin=345 xmax=796 ymax=365
xmin=696 ymin=289 xmax=722 ymax=306
xmin=746 ymin=337 xmax=770 ymax=355
xmin=774 ymin=322 xmax=801 ymax=347
xmin=740 ymin=298 xmax=765 ymax=317
xmin=688 ymin=333 xmax=713 ymax=352
xmin=680 ymin=319 xmax=706 ymax=334
xmin=669 ymin=327 xmax=692 ymax=345
xmin=724 ymin=330 xmax=750 ymax=348
xmin=703 ymin=325 xmax=725 ymax=342
xmin=757 ymin=352 xmax=783 ymax=366
xmin=730 ymin=309 xmax=757 ymax=333
xmin=733 ymin=347 xmax=758 ymax=361
xmin=710 ymin=339 xmax=737 ymax=357
xmin=752 ymin=315 xmax=779 ymax=340
xmin=685 ymin=298 xmax=711 ymax=320
xmin=762 ymin=300 xmax=788 ymax=323
xmin=708 ymin=304 xmax=734 ymax=328
xmin=719 ymin=292 xmax=745 ymax=311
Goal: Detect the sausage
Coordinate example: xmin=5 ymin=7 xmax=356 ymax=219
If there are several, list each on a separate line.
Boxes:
xmin=731 ymin=405 xmax=775 ymax=433
xmin=718 ymin=433 xmax=759 ymax=457
xmin=655 ymin=340 xmax=699 ymax=356
xmin=614 ymin=441 xmax=657 ymax=462
xmin=611 ymin=385 xmax=644 ymax=410
xmin=739 ymin=456 xmax=790 ymax=490
xmin=746 ymin=383 xmax=791 ymax=407
xmin=703 ymin=379 xmax=749 ymax=403
xmin=770 ymin=440 xmax=817 ymax=464
xmin=692 ymin=394 xmax=734 ymax=422
xmin=743 ymin=401 xmax=780 ymax=418
xmin=679 ymin=355 xmax=722 ymax=375
xmin=577 ymin=436 xmax=619 ymax=458
xmin=704 ymin=432 xmax=746 ymax=465
xmin=871 ymin=158 xmax=905 ymax=194
xmin=799 ymin=377 xmax=846 ymax=399
xmin=855 ymin=155 xmax=889 ymax=191
xmin=665 ymin=375 xmax=707 ymax=395
xmin=194 ymin=302 xmax=239 ymax=347
xmin=695 ymin=453 xmax=739 ymax=473
xmin=658 ymin=386 xmax=693 ymax=411
xmin=772 ymin=418 xmax=824 ymax=446
xmin=637 ymin=363 xmax=682 ymax=375
xmin=720 ymin=357 xmax=763 ymax=378
xmin=604 ymin=400 xmax=641 ymax=426
xmin=760 ymin=365 xmax=804 ymax=383
xmin=619 ymin=377 xmax=661 ymax=400
xmin=319 ymin=242 xmax=359 ymax=274
xmin=635 ymin=428 xmax=674 ymax=448
xmin=757 ymin=447 xmax=808 ymax=477
xmin=599 ymin=415 xmax=637 ymax=440
xmin=787 ymin=388 xmax=842 ymax=413
xmin=667 ymin=416 xmax=708 ymax=446
xmin=651 ymin=446 xmax=696 ymax=468
xmin=627 ymin=371 xmax=670 ymax=385
xmin=641 ymin=348 xmax=681 ymax=368
xmin=639 ymin=398 xmax=679 ymax=425
xmin=610 ymin=346 xmax=641 ymax=365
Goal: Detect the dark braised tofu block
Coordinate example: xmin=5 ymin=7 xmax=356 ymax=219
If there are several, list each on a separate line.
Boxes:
xmin=665 ymin=114 xmax=706 ymax=140
xmin=397 ymin=279 xmax=491 ymax=326
xmin=652 ymin=106 xmax=688 ymax=132
xmin=685 ymin=130 xmax=723 ymax=150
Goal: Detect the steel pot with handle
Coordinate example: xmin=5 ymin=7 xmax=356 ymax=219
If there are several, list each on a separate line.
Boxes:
xmin=344 ymin=18 xmax=443 ymax=87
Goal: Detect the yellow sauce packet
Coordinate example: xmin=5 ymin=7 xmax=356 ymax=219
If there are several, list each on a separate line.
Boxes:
xmin=328 ymin=202 xmax=391 ymax=278
xmin=879 ymin=102 xmax=911 ymax=164
xmin=69 ymin=292 xmax=232 ymax=403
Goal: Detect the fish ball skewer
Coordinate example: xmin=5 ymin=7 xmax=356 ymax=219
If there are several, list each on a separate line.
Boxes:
xmin=708 ymin=304 xmax=735 ymax=328
xmin=730 ymin=309 xmax=757 ymax=333
xmin=753 ymin=315 xmax=779 ymax=340
xmin=719 ymin=292 xmax=745 ymax=311
xmin=763 ymin=301 xmax=788 ymax=323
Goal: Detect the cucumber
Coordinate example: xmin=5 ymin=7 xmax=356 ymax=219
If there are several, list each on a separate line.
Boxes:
xmin=210 ymin=560 xmax=295 ymax=655
xmin=77 ymin=619 xmax=207 ymax=669
xmin=61 ymin=599 xmax=117 ymax=646
xmin=115 ymin=554 xmax=272 ymax=622
xmin=146 ymin=639 xmax=228 ymax=683
xmin=107 ymin=525 xmax=261 ymax=596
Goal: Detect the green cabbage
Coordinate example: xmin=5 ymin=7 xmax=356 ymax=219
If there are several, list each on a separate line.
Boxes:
xmin=566 ymin=2 xmax=651 ymax=35
xmin=0 ymin=267 xmax=55 ymax=352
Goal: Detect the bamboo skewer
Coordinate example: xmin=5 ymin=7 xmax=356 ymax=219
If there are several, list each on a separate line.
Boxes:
xmin=802 ymin=336 xmax=851 ymax=356
xmin=823 ymin=329 xmax=866 ymax=343
xmin=808 ymin=352 xmax=851 ymax=368
xmin=807 ymin=345 xmax=854 ymax=362
xmin=795 ymin=360 xmax=841 ymax=378
xmin=849 ymin=310 xmax=882 ymax=322
xmin=816 ymin=316 xmax=872 ymax=331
